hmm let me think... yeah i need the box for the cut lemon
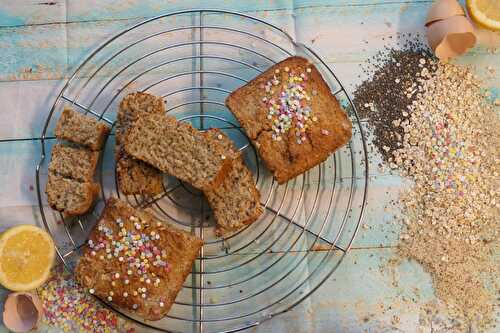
[0,225,55,291]
[466,0,500,31]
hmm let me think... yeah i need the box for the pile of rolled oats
[393,63,499,330]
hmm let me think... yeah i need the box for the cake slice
[124,114,232,191]
[75,198,203,321]
[48,144,99,182]
[203,130,263,234]
[116,92,166,144]
[116,92,165,196]
[225,56,352,183]
[55,107,110,151]
[45,173,100,216]
[116,149,164,196]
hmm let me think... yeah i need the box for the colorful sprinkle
[84,214,172,313]
[261,68,315,144]
[39,267,135,333]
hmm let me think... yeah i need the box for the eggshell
[425,0,465,26]
[2,292,43,333]
[473,27,500,48]
[427,15,477,60]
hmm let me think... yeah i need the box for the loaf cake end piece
[226,56,352,183]
[75,198,203,320]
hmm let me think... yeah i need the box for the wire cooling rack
[35,9,369,333]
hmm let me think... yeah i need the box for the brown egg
[427,15,477,60]
[2,292,43,333]
[426,0,465,26]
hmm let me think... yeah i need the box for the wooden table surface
[0,1,498,332]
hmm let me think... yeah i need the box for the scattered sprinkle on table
[38,266,136,333]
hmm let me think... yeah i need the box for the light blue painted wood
[0,0,438,28]
[0,1,496,86]
[0,8,24,26]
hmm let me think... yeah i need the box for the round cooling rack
[36,9,369,333]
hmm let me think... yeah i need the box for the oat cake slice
[116,92,165,196]
[203,130,263,235]
[55,107,110,151]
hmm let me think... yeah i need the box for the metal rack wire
[35,9,369,333]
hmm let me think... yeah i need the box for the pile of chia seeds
[353,44,437,163]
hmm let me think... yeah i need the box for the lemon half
[467,0,500,31]
[0,225,55,291]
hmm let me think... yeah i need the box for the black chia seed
[353,42,437,163]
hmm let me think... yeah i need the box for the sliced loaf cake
[124,114,232,191]
[116,150,164,196]
[47,107,107,215]
[225,56,352,183]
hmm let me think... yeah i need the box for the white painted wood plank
[0,80,64,139]
[0,140,40,207]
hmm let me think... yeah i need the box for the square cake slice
[225,56,352,183]
[75,198,203,321]
[124,113,233,191]
[55,107,111,151]
[116,92,165,196]
[203,130,263,234]
[48,144,99,182]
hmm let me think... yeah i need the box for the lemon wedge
[466,0,500,31]
[0,225,55,291]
